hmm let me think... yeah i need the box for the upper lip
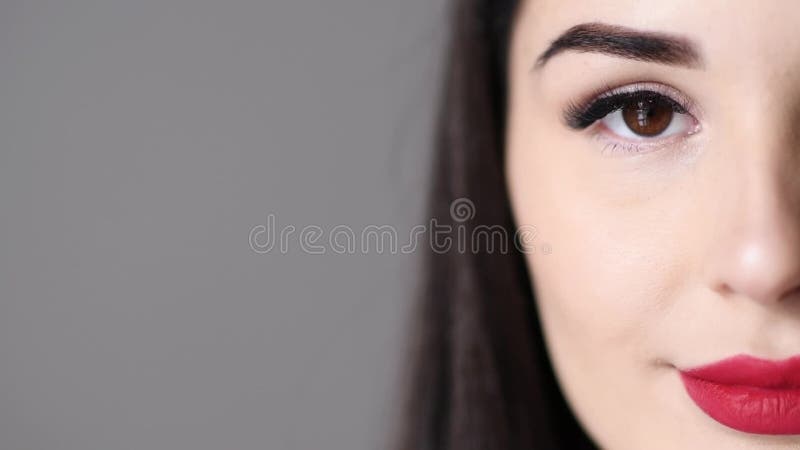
[680,354,800,389]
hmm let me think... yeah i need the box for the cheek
[504,106,701,358]
[506,128,681,356]
[505,118,699,443]
[515,179,669,360]
[526,212,678,358]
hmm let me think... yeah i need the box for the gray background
[0,1,446,449]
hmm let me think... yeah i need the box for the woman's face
[506,1,800,448]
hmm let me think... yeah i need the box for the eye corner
[563,101,594,130]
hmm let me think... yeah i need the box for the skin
[505,1,800,448]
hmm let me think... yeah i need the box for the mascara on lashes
[564,90,688,130]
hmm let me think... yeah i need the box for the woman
[398,1,800,449]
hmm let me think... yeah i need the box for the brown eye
[622,99,674,136]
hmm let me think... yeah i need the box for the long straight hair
[397,1,597,448]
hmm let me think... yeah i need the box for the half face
[505,1,800,448]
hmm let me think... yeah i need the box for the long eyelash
[564,87,689,130]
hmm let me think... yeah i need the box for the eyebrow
[534,22,703,70]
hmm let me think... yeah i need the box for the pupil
[622,99,673,136]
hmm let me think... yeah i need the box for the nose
[707,148,800,306]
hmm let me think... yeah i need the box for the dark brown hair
[397,1,597,448]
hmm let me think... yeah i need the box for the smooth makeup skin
[505,1,800,449]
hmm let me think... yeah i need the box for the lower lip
[679,355,800,435]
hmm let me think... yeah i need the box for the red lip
[679,354,800,435]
